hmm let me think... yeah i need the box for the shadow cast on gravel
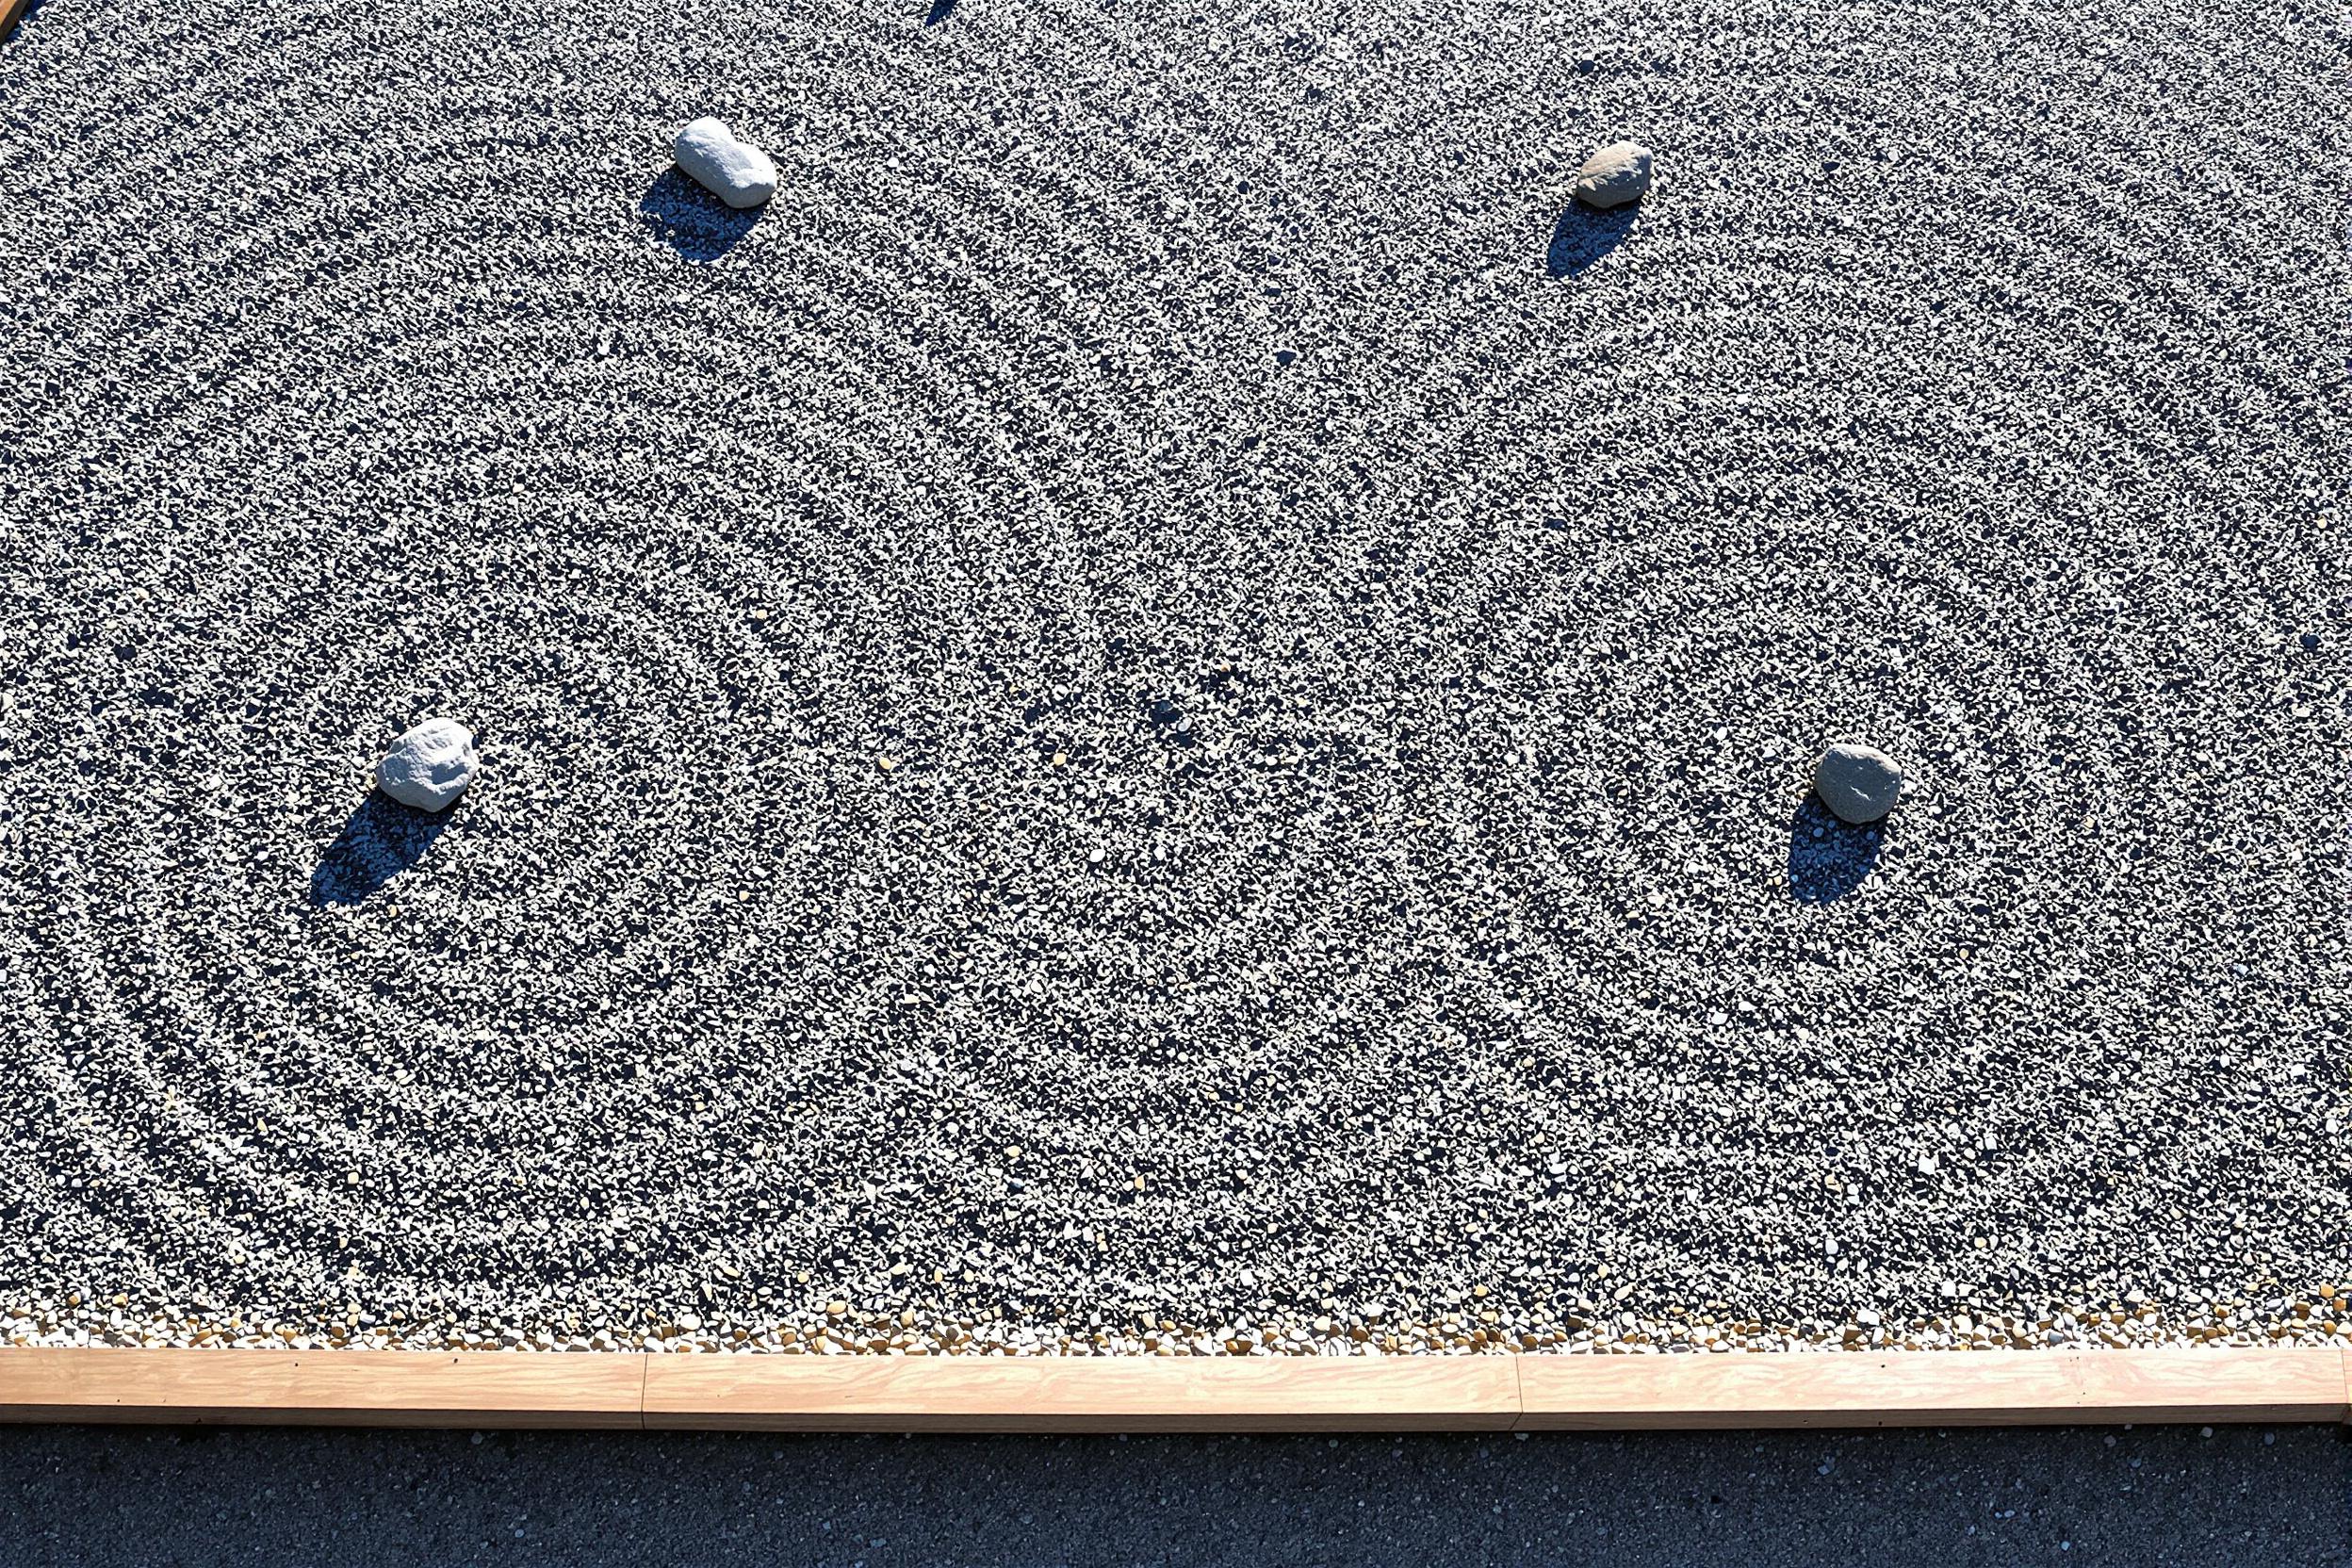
[1786,794,1885,904]
[637,169,761,262]
[1545,203,1639,278]
[310,794,451,906]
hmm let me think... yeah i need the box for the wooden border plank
[0,1349,646,1429]
[0,1348,2344,1431]
[644,1353,1523,1432]
[0,0,34,45]
[1516,1351,2084,1429]
[2069,1349,2348,1425]
[1515,1350,2351,1429]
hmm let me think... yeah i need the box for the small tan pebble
[877,757,895,772]
[1573,139,1654,209]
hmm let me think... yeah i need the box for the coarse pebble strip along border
[4,1279,2352,1353]
[10,1282,2352,1357]
[0,1348,2344,1430]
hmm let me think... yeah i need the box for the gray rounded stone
[1573,140,1653,209]
[673,117,778,210]
[1812,742,1903,824]
[376,717,478,812]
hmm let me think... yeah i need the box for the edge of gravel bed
[1,1348,2345,1431]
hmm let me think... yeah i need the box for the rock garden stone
[674,117,778,209]
[377,717,479,811]
[1812,742,1903,824]
[1574,140,1654,208]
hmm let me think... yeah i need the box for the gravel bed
[0,0,2344,1358]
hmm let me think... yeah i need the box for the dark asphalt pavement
[4,1421,2346,1566]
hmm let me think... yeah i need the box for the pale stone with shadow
[1574,140,1654,209]
[377,717,478,812]
[673,117,777,210]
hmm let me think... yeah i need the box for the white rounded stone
[1573,140,1654,209]
[673,117,778,210]
[1812,742,1903,825]
[376,717,478,812]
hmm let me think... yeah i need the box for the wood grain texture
[644,1353,1525,1431]
[1515,1350,2352,1429]
[0,1349,647,1428]
[0,1348,2344,1430]
[2069,1349,2349,1425]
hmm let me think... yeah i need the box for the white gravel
[0,0,2345,1359]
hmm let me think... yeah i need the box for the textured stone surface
[673,117,777,209]
[1812,742,1903,824]
[376,717,479,811]
[2,1421,2342,1568]
[1573,139,1653,208]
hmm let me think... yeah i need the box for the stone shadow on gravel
[1786,795,1884,904]
[637,170,760,262]
[309,794,451,906]
[1546,203,1639,278]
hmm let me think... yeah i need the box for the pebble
[673,117,778,209]
[376,717,479,812]
[1811,742,1903,825]
[1572,140,1653,209]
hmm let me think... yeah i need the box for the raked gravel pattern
[0,0,2346,1359]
